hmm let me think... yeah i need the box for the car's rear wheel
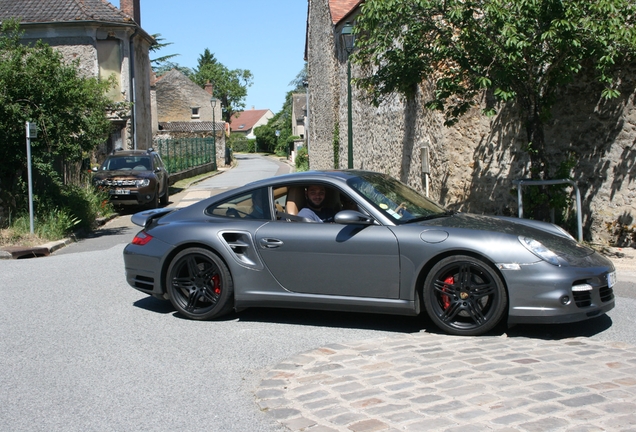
[166,248,234,320]
[423,255,507,336]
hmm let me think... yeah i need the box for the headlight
[136,179,150,187]
[519,236,560,266]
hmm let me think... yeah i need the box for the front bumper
[108,187,156,206]
[504,257,615,324]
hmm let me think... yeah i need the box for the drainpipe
[129,28,138,149]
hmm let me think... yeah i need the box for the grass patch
[0,184,114,248]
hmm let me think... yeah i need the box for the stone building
[306,0,636,246]
[292,93,308,139]
[0,0,155,154]
[153,69,226,167]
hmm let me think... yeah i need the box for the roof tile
[230,109,272,133]
[0,0,131,24]
[329,0,362,24]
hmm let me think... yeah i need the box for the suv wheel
[160,182,170,206]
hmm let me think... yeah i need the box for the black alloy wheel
[166,248,234,320]
[423,255,507,336]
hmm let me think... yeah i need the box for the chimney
[205,81,213,95]
[120,0,141,25]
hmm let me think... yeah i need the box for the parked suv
[93,148,169,208]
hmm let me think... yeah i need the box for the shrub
[295,146,309,172]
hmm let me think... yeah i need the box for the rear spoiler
[131,208,175,228]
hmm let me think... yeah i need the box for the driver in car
[298,185,335,222]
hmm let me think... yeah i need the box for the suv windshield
[101,156,152,171]
[348,172,448,224]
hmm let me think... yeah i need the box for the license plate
[607,271,617,288]
[111,189,130,195]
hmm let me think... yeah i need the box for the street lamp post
[275,129,282,158]
[341,22,355,169]
[210,97,217,167]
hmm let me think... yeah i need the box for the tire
[160,183,170,206]
[146,189,158,210]
[423,255,507,336]
[166,248,234,320]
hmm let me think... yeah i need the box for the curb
[0,214,117,260]
[0,238,73,259]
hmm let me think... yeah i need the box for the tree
[149,33,179,67]
[263,64,308,155]
[354,0,636,181]
[288,63,308,90]
[0,20,115,218]
[253,124,277,153]
[153,61,193,77]
[192,48,253,123]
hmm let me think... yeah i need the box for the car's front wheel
[423,255,507,336]
[160,182,169,206]
[166,248,234,320]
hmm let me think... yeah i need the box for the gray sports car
[123,170,616,336]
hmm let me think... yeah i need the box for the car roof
[107,150,154,157]
[245,169,377,188]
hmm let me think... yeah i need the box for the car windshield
[347,172,449,224]
[102,156,151,171]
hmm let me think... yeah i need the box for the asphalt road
[1,154,634,431]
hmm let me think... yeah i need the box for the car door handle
[259,238,284,249]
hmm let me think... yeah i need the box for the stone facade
[155,69,223,124]
[2,0,156,154]
[306,0,636,246]
[153,69,227,168]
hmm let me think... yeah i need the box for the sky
[114,0,308,113]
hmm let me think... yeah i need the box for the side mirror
[334,210,374,225]
[92,167,98,172]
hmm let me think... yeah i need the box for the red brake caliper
[211,274,221,295]
[442,276,454,309]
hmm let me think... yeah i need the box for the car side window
[274,184,351,223]
[206,187,272,220]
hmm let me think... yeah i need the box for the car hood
[93,170,154,179]
[423,213,595,260]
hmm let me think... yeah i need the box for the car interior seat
[285,186,305,215]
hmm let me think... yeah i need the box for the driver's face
[306,185,326,207]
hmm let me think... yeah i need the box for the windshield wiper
[404,210,456,224]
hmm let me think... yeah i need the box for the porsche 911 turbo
[123,170,616,336]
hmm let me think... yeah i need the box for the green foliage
[295,146,309,172]
[288,63,308,89]
[265,91,295,151]
[149,33,179,67]
[1,183,112,244]
[192,48,253,123]
[154,61,193,77]
[227,133,252,153]
[262,66,309,157]
[0,19,115,222]
[354,0,636,180]
[253,124,277,153]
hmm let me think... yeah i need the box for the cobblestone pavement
[256,333,636,431]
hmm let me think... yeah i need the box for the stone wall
[306,0,636,246]
[306,0,340,169]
